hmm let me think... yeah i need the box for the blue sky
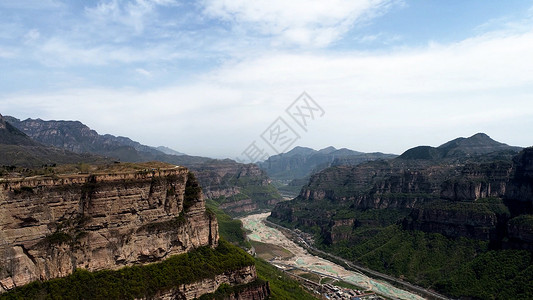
[1,0,532,159]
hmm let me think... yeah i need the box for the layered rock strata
[0,167,218,293]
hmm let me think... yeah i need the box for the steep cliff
[268,137,532,299]
[144,265,265,300]
[191,159,281,215]
[0,166,219,293]
[506,147,533,213]
[270,137,527,244]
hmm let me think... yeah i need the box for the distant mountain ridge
[0,114,37,146]
[258,145,396,182]
[5,116,187,162]
[155,146,185,156]
[399,133,522,160]
[4,115,282,214]
[0,114,105,167]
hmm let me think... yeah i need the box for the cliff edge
[0,166,219,292]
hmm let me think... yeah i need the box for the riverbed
[240,213,424,300]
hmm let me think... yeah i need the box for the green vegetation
[43,231,73,245]
[137,212,187,233]
[509,214,533,227]
[184,172,201,210]
[1,161,178,179]
[207,199,316,299]
[436,250,533,299]
[254,258,317,300]
[417,199,510,218]
[206,199,250,248]
[212,174,282,215]
[293,271,321,283]
[39,216,92,248]
[198,279,268,300]
[251,240,294,261]
[320,277,334,285]
[319,224,533,299]
[322,225,488,286]
[333,280,360,290]
[0,240,254,300]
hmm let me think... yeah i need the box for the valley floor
[240,213,427,300]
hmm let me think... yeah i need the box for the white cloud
[135,68,152,77]
[202,0,401,47]
[3,23,533,156]
[24,29,40,44]
[0,47,15,58]
[85,0,179,33]
[208,28,533,97]
[32,37,184,66]
[2,2,533,157]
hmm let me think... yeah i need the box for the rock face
[507,215,533,251]
[191,160,282,215]
[271,143,531,246]
[0,167,219,293]
[506,148,533,213]
[147,265,267,300]
[404,200,509,240]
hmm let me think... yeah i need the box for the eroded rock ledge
[0,167,219,293]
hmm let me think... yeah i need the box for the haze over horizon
[1,1,532,159]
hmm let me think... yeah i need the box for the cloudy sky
[1,0,532,159]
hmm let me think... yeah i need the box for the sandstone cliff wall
[193,161,281,214]
[272,149,533,244]
[0,167,219,292]
[146,265,269,300]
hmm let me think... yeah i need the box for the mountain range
[4,116,187,162]
[399,132,522,160]
[0,114,105,167]
[269,133,531,299]
[258,145,397,182]
[2,114,281,215]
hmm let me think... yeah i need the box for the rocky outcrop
[404,200,510,240]
[0,167,218,293]
[192,160,281,214]
[271,145,533,245]
[440,162,513,201]
[298,161,450,210]
[506,147,533,214]
[506,215,533,251]
[147,266,265,300]
[225,281,270,300]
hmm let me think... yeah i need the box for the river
[241,213,425,300]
